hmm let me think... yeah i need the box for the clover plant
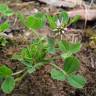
[50,40,86,89]
[12,38,48,73]
[47,11,80,30]
[47,11,80,39]
[0,11,86,94]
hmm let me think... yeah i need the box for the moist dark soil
[0,0,96,96]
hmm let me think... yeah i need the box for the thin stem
[15,71,28,82]
[12,69,26,76]
[50,63,68,76]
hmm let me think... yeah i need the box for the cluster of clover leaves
[0,4,86,94]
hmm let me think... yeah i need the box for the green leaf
[64,56,80,74]
[69,15,80,25]
[59,40,81,57]
[47,15,57,29]
[26,12,46,29]
[0,37,8,46]
[67,75,86,89]
[0,65,13,77]
[59,11,69,24]
[51,68,66,81]
[0,4,13,16]
[59,40,72,59]
[1,76,15,94]
[47,37,55,54]
[70,42,81,54]
[0,21,10,32]
[59,40,70,52]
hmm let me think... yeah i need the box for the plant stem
[15,71,28,82]
[50,63,68,76]
[12,69,26,76]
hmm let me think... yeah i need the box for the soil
[0,0,96,96]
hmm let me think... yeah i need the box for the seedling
[12,38,48,73]
[50,41,86,88]
[46,12,86,89]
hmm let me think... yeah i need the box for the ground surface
[0,0,96,96]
